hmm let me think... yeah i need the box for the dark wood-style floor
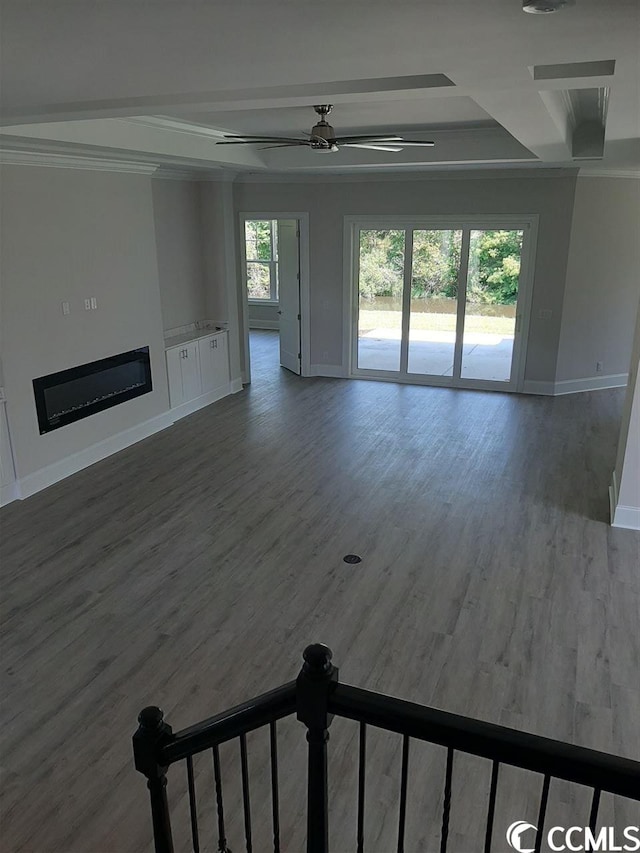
[1,330,639,852]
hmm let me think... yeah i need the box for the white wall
[556,176,640,384]
[199,182,229,323]
[200,181,244,383]
[611,307,640,528]
[234,172,577,379]
[152,179,207,331]
[0,165,169,481]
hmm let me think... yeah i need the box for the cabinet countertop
[164,328,227,350]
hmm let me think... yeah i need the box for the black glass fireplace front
[33,347,152,434]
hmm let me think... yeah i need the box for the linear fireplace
[33,347,152,434]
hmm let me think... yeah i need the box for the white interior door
[277,219,301,374]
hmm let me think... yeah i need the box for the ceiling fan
[215,105,435,153]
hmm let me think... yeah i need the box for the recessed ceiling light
[523,0,575,13]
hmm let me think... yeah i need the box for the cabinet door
[199,334,229,394]
[166,347,184,408]
[212,333,230,389]
[181,342,202,401]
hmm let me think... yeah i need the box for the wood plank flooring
[1,330,639,852]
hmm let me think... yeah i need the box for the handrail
[135,644,640,853]
[329,682,640,799]
[161,681,297,765]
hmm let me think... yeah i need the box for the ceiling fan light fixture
[523,0,575,12]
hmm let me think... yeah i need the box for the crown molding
[577,168,640,179]
[0,148,158,175]
[235,166,578,184]
[152,166,207,181]
[152,166,241,182]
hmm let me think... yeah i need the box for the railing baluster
[483,761,500,853]
[211,745,230,853]
[586,788,601,853]
[439,747,454,853]
[397,735,410,853]
[270,721,281,853]
[534,775,551,853]
[357,722,367,853]
[588,787,601,829]
[186,755,200,853]
[240,733,253,852]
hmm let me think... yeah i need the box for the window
[245,220,279,301]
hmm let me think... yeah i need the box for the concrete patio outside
[357,327,515,380]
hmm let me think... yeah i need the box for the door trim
[344,214,539,393]
[238,212,310,383]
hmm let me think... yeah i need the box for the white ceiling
[0,0,638,175]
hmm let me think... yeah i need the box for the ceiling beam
[467,89,573,163]
[0,74,457,127]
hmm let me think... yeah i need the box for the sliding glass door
[407,229,462,377]
[357,229,405,372]
[352,219,533,392]
[460,229,523,382]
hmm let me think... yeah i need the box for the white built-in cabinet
[165,330,230,411]
[198,333,229,394]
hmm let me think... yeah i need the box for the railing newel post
[296,643,339,853]
[133,706,175,853]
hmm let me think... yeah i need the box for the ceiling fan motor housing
[310,123,339,151]
[310,104,338,149]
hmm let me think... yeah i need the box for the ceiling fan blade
[345,143,404,153]
[216,140,273,145]
[334,135,404,143]
[218,135,306,143]
[394,140,435,147]
[260,142,310,149]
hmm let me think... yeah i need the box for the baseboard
[230,378,244,393]
[1,480,20,506]
[17,410,174,500]
[611,503,640,530]
[522,380,555,396]
[610,470,640,530]
[249,320,279,331]
[553,373,628,395]
[307,364,346,378]
[523,374,628,397]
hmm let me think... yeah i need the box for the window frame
[245,220,279,303]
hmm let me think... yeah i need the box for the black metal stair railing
[133,644,640,853]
